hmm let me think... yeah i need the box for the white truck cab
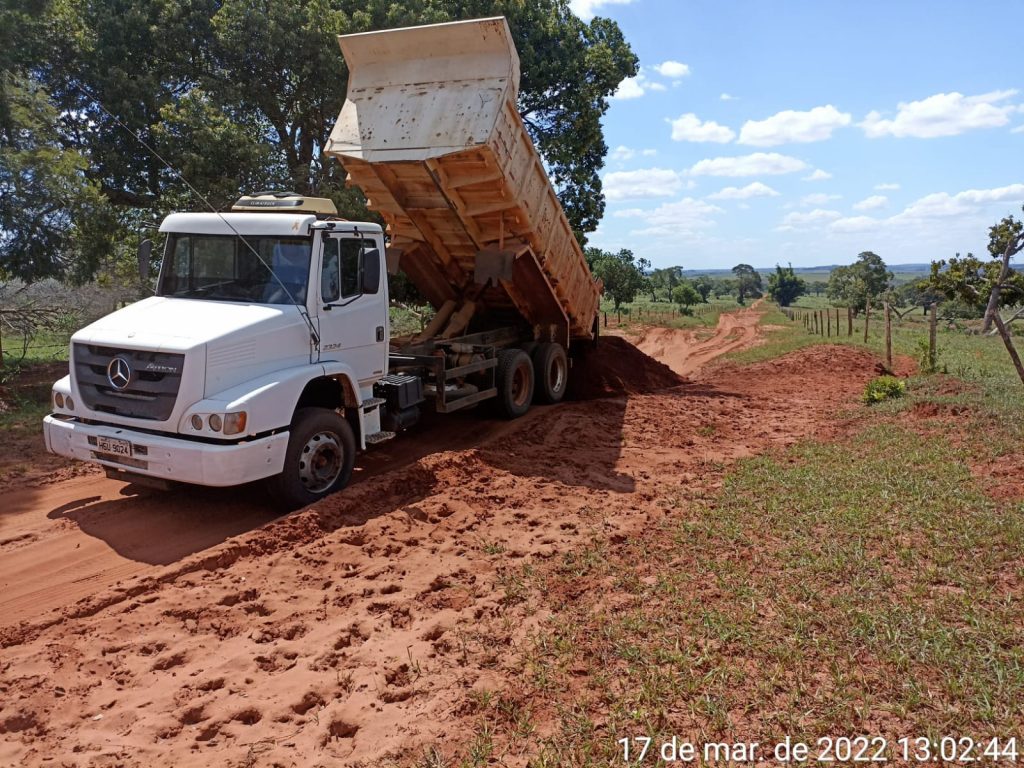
[44,192,396,508]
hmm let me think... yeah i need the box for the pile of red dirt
[569,336,686,399]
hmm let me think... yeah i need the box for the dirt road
[629,301,764,376]
[0,307,885,766]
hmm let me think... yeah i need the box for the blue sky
[571,0,1024,270]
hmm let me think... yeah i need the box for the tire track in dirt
[628,300,765,377]
[3,305,889,768]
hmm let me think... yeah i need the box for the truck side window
[324,237,378,301]
[339,239,361,297]
[321,239,341,303]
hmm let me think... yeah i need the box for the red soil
[0,309,889,767]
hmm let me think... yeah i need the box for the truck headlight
[208,413,223,432]
[191,414,204,430]
[223,411,247,435]
[65,397,75,411]
[54,392,64,409]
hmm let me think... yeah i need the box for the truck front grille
[74,344,184,421]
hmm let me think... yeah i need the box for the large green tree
[3,0,636,283]
[826,251,892,314]
[589,247,649,311]
[766,263,806,307]
[731,263,762,304]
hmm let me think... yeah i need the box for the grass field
[440,301,1024,766]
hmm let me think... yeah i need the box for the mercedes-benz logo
[106,356,132,390]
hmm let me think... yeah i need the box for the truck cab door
[315,233,389,382]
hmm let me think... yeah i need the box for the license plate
[97,436,132,457]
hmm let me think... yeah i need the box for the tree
[590,248,649,310]
[732,264,762,304]
[826,251,892,313]
[766,263,806,307]
[648,266,683,301]
[6,0,637,283]
[928,208,1024,330]
[691,275,713,302]
[671,282,701,313]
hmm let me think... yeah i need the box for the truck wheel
[495,349,534,419]
[532,342,568,404]
[267,407,356,510]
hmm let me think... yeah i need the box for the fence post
[863,303,870,343]
[836,308,841,335]
[814,312,819,334]
[884,302,893,370]
[847,307,853,336]
[826,309,831,337]
[603,311,607,328]
[929,303,938,371]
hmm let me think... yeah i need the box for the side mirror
[138,239,153,281]
[361,248,380,294]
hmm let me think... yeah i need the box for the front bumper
[43,415,288,487]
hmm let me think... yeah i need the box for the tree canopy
[826,251,892,313]
[766,263,806,307]
[587,247,649,310]
[731,264,762,304]
[928,208,1024,330]
[1,0,637,283]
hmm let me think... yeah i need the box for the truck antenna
[74,85,321,351]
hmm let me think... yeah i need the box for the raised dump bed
[325,16,601,345]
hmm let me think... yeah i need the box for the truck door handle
[376,326,385,342]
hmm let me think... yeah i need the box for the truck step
[361,397,387,410]
[364,430,396,445]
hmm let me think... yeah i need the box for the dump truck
[43,17,602,509]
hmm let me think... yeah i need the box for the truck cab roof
[159,212,382,237]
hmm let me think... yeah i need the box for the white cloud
[608,145,657,163]
[875,182,900,190]
[654,60,690,79]
[669,113,736,143]
[1013,124,1024,134]
[801,192,841,206]
[827,183,1024,235]
[611,68,670,100]
[830,216,880,234]
[861,89,1020,138]
[610,145,635,162]
[690,152,808,177]
[853,195,888,211]
[616,197,723,237]
[612,76,646,100]
[569,0,635,20]
[708,182,780,200]
[603,168,687,200]
[720,93,737,101]
[776,209,842,232]
[803,169,832,181]
[738,105,852,146]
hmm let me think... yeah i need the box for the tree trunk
[992,312,1024,386]
[982,237,1017,333]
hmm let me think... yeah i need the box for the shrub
[863,375,906,404]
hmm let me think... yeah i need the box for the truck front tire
[496,349,534,419]
[267,407,356,510]
[532,342,568,404]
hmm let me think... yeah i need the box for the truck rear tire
[496,349,534,419]
[266,407,356,510]
[532,342,568,403]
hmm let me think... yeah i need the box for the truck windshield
[159,234,313,305]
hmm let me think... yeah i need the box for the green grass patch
[514,424,1024,763]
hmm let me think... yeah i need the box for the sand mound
[569,336,686,399]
